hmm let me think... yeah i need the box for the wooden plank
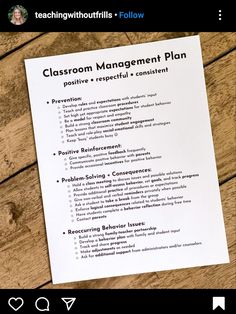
[0,32,130,128]
[0,113,36,180]
[126,32,198,45]
[1,165,233,288]
[0,165,50,288]
[1,49,235,183]
[206,51,236,182]
[199,32,236,64]
[126,32,236,64]
[0,32,130,182]
[0,32,43,57]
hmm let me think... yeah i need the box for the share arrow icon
[61,298,76,311]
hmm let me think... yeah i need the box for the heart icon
[8,297,24,311]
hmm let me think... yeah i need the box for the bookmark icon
[61,298,76,311]
[212,297,225,310]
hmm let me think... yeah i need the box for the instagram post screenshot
[0,0,235,312]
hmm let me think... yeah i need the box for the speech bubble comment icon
[35,297,50,311]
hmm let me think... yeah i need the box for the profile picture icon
[8,5,28,25]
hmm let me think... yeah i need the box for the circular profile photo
[8,5,28,25]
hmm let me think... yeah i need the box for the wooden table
[0,32,235,289]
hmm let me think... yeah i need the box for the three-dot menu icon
[218,9,222,21]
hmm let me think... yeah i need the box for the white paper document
[25,35,229,284]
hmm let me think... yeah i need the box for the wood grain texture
[1,45,235,183]
[0,112,36,181]
[0,165,50,288]
[199,32,236,64]
[126,32,198,43]
[0,32,130,128]
[0,32,130,182]
[1,165,234,288]
[0,32,235,289]
[126,32,236,65]
[206,51,236,182]
[0,32,43,57]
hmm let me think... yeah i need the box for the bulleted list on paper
[25,36,229,284]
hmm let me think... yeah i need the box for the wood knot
[0,202,18,231]
[3,154,15,170]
